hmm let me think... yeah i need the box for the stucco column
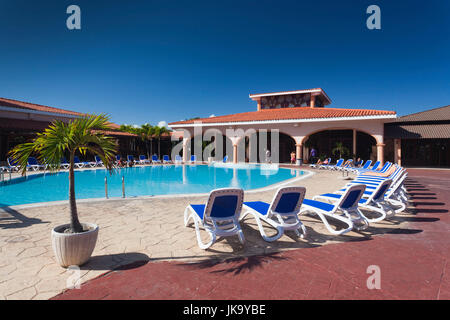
[394,139,402,165]
[376,143,385,165]
[233,144,238,163]
[296,143,303,165]
[352,129,357,158]
[182,138,189,163]
[310,95,315,108]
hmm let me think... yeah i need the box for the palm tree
[140,124,155,159]
[331,142,350,159]
[153,126,170,158]
[9,114,117,233]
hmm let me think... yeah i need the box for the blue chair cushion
[210,195,238,218]
[341,189,363,209]
[320,193,341,200]
[244,201,270,215]
[302,199,334,212]
[275,192,301,213]
[190,204,206,219]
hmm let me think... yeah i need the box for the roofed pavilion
[169,88,397,164]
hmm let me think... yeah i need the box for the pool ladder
[104,175,126,199]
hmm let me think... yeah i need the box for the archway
[304,129,377,162]
[188,133,233,161]
[243,131,296,163]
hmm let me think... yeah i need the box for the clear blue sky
[0,0,449,126]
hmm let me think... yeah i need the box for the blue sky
[0,0,449,126]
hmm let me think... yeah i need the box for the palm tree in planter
[331,142,350,159]
[9,114,117,267]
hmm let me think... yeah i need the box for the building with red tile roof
[0,97,136,161]
[169,88,397,164]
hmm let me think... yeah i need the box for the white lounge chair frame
[240,186,307,242]
[315,179,393,223]
[299,184,369,235]
[184,188,245,249]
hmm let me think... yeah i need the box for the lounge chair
[174,155,182,164]
[299,184,369,235]
[94,156,104,167]
[358,160,381,174]
[223,155,229,163]
[7,157,20,171]
[139,155,151,164]
[60,157,70,169]
[190,155,197,164]
[27,157,46,171]
[184,188,245,249]
[350,160,372,174]
[318,158,332,169]
[309,159,321,168]
[73,156,91,168]
[339,159,353,172]
[151,155,161,164]
[163,155,172,164]
[115,155,121,165]
[314,179,394,223]
[240,186,307,242]
[127,155,137,165]
[327,158,344,171]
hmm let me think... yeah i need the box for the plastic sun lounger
[151,155,161,164]
[27,157,46,171]
[7,157,20,171]
[163,155,172,163]
[314,179,394,223]
[240,186,307,242]
[94,155,104,167]
[339,159,354,171]
[223,155,229,163]
[299,184,369,235]
[127,155,137,165]
[73,156,91,168]
[60,157,70,169]
[190,155,197,164]
[139,155,151,164]
[344,171,409,213]
[184,188,245,249]
[357,160,381,174]
[350,160,372,174]
[174,155,182,164]
[327,158,344,171]
[318,158,332,169]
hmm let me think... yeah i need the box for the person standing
[265,149,271,163]
[310,148,317,164]
[290,151,296,164]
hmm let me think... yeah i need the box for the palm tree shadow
[176,252,289,275]
[0,206,48,229]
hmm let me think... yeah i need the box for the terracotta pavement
[53,169,450,300]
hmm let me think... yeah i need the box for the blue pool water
[0,165,303,207]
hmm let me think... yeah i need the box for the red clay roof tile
[169,107,396,126]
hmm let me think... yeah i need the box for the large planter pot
[51,223,99,267]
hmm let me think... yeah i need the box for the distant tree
[332,142,350,159]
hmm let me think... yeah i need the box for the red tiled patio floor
[53,169,450,300]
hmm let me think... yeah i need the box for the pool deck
[1,166,448,299]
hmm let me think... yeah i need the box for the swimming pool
[0,164,304,207]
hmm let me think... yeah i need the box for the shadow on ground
[0,206,48,229]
